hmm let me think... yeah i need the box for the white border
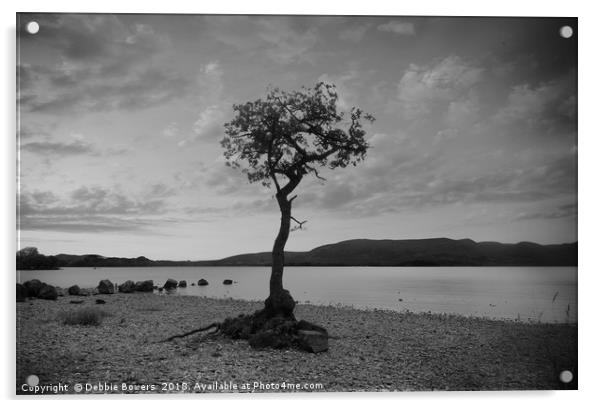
[2,1,600,407]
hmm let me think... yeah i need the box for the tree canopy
[222,82,374,196]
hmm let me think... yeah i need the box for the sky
[16,14,577,260]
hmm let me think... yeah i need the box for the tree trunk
[264,193,295,317]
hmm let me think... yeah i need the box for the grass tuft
[60,307,110,326]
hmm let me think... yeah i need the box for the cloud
[21,14,169,65]
[17,14,192,114]
[193,106,224,138]
[21,66,192,114]
[177,105,226,147]
[162,122,180,138]
[339,24,371,42]
[18,123,53,140]
[493,74,577,130]
[292,128,577,219]
[256,19,319,64]
[446,91,481,129]
[514,202,576,221]
[204,16,319,64]
[397,56,484,119]
[20,138,96,156]
[197,60,224,102]
[19,185,168,233]
[377,21,415,36]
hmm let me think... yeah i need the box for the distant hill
[16,238,577,270]
[210,238,577,267]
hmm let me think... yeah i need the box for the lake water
[17,266,577,323]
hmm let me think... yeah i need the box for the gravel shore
[16,292,577,393]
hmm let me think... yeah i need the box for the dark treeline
[16,247,60,270]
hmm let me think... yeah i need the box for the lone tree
[222,83,373,315]
[163,83,374,350]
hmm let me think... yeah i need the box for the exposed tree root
[160,308,331,352]
[160,322,221,342]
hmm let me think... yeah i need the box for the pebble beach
[16,292,577,393]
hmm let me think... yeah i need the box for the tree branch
[290,216,307,231]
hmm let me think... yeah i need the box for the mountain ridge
[16,238,577,269]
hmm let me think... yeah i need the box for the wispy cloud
[397,55,484,119]
[339,24,371,42]
[377,21,415,36]
[21,139,96,156]
[19,185,169,233]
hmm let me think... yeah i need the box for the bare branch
[305,164,326,181]
[290,216,307,231]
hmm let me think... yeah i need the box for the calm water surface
[17,266,577,323]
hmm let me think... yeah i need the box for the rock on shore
[135,280,154,292]
[163,279,178,290]
[118,281,136,293]
[97,280,115,294]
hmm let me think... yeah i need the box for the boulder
[223,279,233,285]
[68,285,81,296]
[191,283,195,286]
[297,330,328,353]
[55,287,66,297]
[134,280,154,292]
[178,280,187,288]
[97,279,115,294]
[118,280,136,293]
[17,283,27,302]
[163,279,178,289]
[296,320,328,335]
[24,279,43,297]
[37,283,58,300]
[198,279,209,286]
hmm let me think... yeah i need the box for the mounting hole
[26,21,39,35]
[559,370,573,383]
[559,25,573,39]
[26,374,39,386]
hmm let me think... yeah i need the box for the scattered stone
[191,283,195,286]
[198,279,209,286]
[118,280,136,293]
[223,279,233,285]
[135,280,154,292]
[95,299,106,304]
[297,330,329,353]
[37,284,58,301]
[23,279,43,297]
[68,285,81,296]
[97,279,115,294]
[16,283,27,302]
[158,287,164,292]
[178,280,187,288]
[70,300,84,304]
[163,279,178,290]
